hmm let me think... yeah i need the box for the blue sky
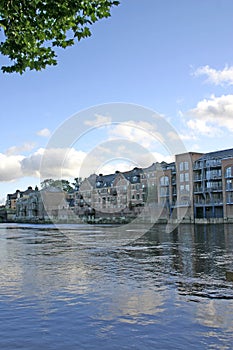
[1,0,233,202]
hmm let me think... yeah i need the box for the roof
[197,148,233,161]
[95,167,144,188]
[122,167,143,184]
[7,187,34,200]
[96,173,116,188]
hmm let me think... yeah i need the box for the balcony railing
[194,199,223,205]
[194,187,204,193]
[207,186,222,192]
[194,175,203,181]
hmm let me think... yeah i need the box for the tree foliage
[41,178,74,192]
[72,177,83,190]
[0,0,119,73]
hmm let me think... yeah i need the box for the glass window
[180,173,184,182]
[185,172,189,182]
[160,176,169,186]
[185,184,190,192]
[184,161,189,170]
[226,179,232,190]
[226,166,233,178]
[179,162,184,171]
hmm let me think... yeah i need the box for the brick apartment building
[7,147,233,223]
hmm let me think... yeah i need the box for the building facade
[6,147,233,223]
[193,149,233,222]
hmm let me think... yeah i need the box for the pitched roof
[96,173,116,188]
[197,148,233,161]
[122,167,143,184]
[7,187,34,200]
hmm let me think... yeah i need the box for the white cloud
[0,140,175,189]
[6,142,35,156]
[22,147,87,179]
[0,153,24,181]
[37,128,51,137]
[186,94,233,135]
[187,119,219,136]
[194,65,233,86]
[84,114,112,127]
[109,121,164,149]
[151,152,174,164]
[97,161,136,176]
[0,147,87,183]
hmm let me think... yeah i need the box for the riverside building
[8,147,233,224]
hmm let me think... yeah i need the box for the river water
[0,223,233,349]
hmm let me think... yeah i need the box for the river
[0,223,233,349]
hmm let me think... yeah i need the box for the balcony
[194,199,223,206]
[194,187,204,193]
[207,175,222,181]
[194,175,203,182]
[193,162,203,170]
[206,186,222,192]
[205,160,222,168]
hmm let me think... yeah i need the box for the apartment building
[76,148,233,223]
[6,147,233,223]
[6,186,34,210]
[175,152,203,222]
[193,148,233,222]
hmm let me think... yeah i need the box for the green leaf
[0,0,120,73]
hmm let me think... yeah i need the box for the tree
[40,178,55,189]
[41,178,74,192]
[72,177,82,190]
[0,0,119,74]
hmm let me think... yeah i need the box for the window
[185,184,190,192]
[180,185,184,193]
[179,162,184,171]
[180,173,184,182]
[160,176,169,186]
[184,161,189,170]
[185,172,189,182]
[227,192,233,203]
[226,179,233,191]
[226,166,233,178]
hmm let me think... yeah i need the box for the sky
[1,0,233,203]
